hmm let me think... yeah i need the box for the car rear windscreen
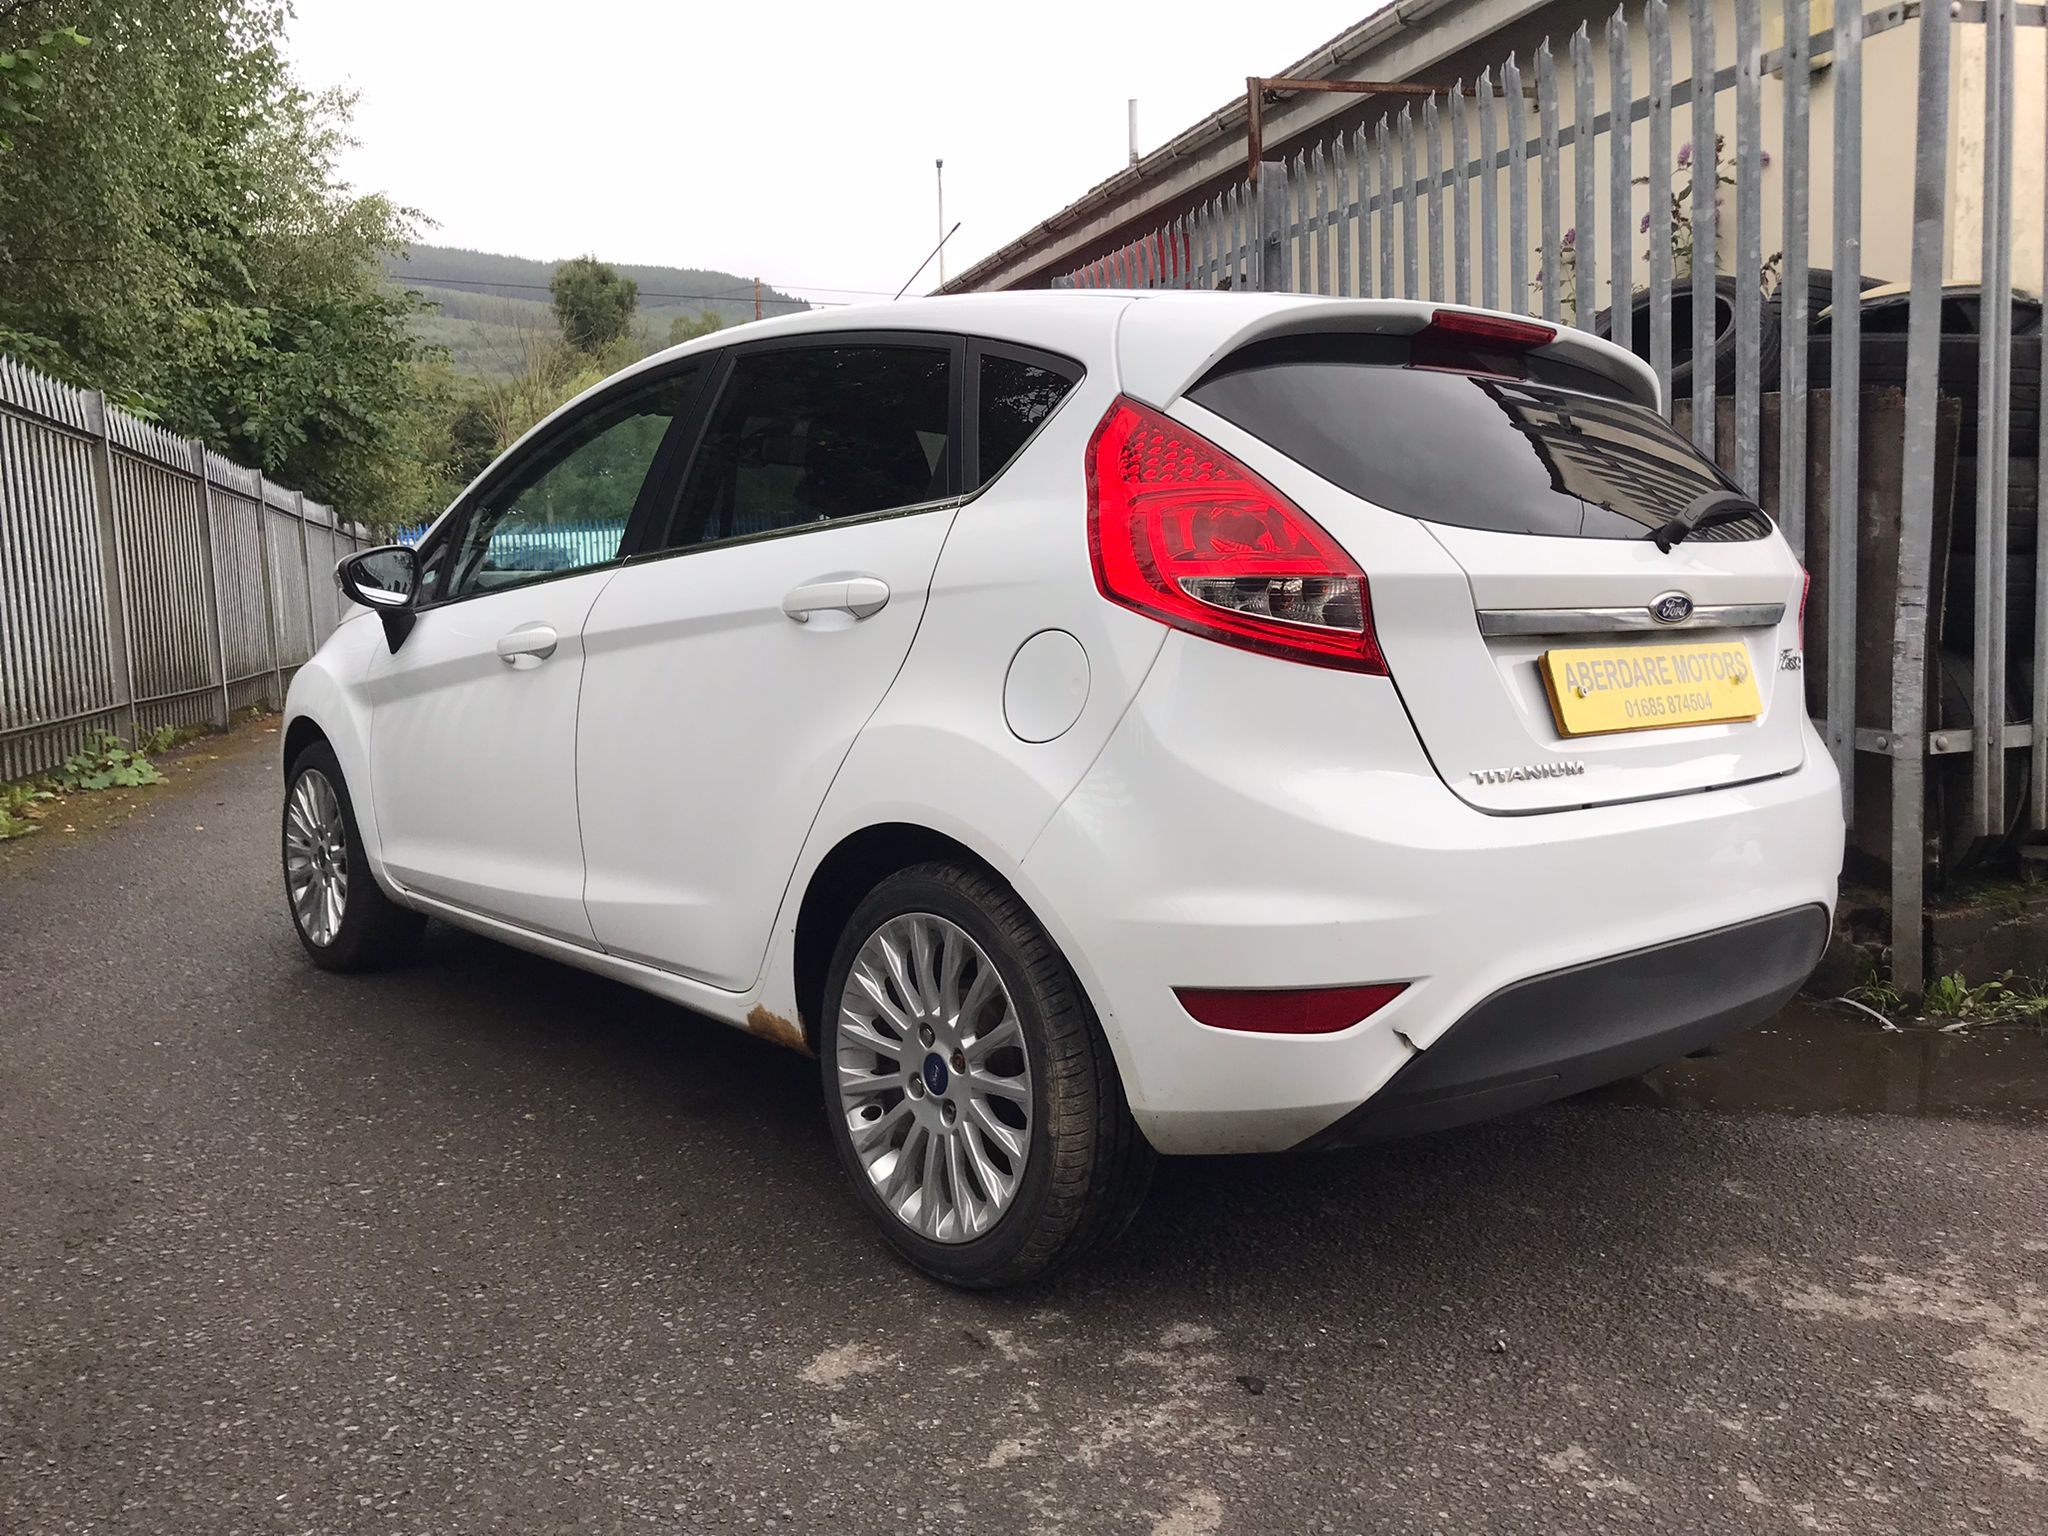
[1187,333,1769,542]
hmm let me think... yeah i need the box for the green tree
[550,255,637,354]
[0,4,88,156]
[0,0,434,532]
[667,309,724,347]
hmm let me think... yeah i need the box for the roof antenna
[895,221,962,301]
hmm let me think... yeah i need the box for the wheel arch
[792,822,1004,1053]
[282,713,329,770]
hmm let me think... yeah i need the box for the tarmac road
[2,719,2045,1534]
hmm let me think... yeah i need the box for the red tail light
[1798,565,1811,650]
[1085,396,1387,674]
[1175,982,1407,1035]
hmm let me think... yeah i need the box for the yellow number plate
[1540,640,1762,738]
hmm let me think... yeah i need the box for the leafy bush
[53,732,164,792]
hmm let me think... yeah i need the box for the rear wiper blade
[1647,490,1761,553]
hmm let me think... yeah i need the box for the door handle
[495,623,559,666]
[781,576,891,623]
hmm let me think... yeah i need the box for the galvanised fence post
[189,438,233,728]
[85,389,137,748]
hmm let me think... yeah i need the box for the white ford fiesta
[282,291,1844,1286]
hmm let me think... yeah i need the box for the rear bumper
[1301,904,1829,1147]
[1019,635,1845,1155]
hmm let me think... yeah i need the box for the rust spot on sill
[745,1004,811,1056]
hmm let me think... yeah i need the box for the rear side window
[976,351,1077,487]
[1188,333,1767,541]
[666,344,952,550]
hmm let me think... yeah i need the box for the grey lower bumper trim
[1303,904,1830,1149]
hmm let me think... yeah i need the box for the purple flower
[1639,211,1652,233]
[1563,227,1576,246]
[1759,148,1772,169]
[1677,141,1693,167]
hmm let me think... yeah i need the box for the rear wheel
[819,861,1153,1288]
[283,740,424,972]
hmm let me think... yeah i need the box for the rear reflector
[1175,982,1406,1035]
[1085,396,1387,674]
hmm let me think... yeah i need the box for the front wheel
[819,861,1153,1288]
[282,740,424,972]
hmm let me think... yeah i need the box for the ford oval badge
[1650,591,1694,624]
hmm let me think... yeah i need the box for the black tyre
[1597,275,1769,398]
[282,740,425,972]
[819,861,1153,1288]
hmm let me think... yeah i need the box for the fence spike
[1571,23,1598,332]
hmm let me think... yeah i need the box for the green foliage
[1920,972,2048,1022]
[54,731,164,791]
[0,1,432,534]
[0,17,89,154]
[550,255,637,355]
[667,309,724,347]
[1848,968,1904,1015]
[0,781,56,840]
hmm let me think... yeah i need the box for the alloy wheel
[284,768,348,947]
[834,912,1034,1243]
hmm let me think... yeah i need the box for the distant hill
[385,244,810,378]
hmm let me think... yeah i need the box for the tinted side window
[977,353,1076,487]
[447,373,692,599]
[667,345,951,550]
[1190,333,1766,542]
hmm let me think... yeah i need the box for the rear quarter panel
[754,353,1167,1065]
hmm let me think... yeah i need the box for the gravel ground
[2,719,2044,1535]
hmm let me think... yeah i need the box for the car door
[576,335,963,988]
[363,364,704,943]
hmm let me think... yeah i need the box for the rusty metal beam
[1245,76,1524,183]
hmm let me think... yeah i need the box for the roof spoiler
[1119,296,1663,415]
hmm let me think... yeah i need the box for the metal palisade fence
[0,356,371,782]
[1054,0,2041,994]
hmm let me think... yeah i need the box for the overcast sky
[286,0,1378,306]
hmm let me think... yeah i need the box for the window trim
[964,338,1085,491]
[418,358,716,610]
[631,330,969,564]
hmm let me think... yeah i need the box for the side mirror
[336,545,420,652]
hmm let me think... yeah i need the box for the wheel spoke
[919,1132,946,1236]
[956,963,998,1033]
[942,1130,979,1236]
[839,1013,905,1062]
[907,919,941,1018]
[849,962,916,1040]
[958,1117,1013,1210]
[849,1097,911,1155]
[962,1067,1029,1103]
[873,930,922,1023]
[965,1096,1026,1162]
[881,1123,924,1207]
[936,924,964,1027]
[964,1014,1020,1063]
